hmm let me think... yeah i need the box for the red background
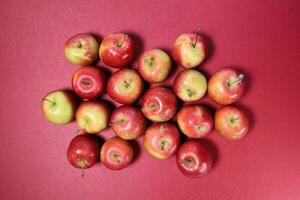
[1,0,299,199]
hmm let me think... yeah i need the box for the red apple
[111,105,146,140]
[177,105,213,138]
[173,69,207,101]
[215,106,249,140]
[144,123,180,159]
[100,136,134,170]
[76,101,110,134]
[208,68,245,105]
[41,90,77,124]
[172,32,207,69]
[72,66,106,100]
[137,49,171,83]
[141,86,178,122]
[64,33,99,66]
[67,134,99,177]
[107,69,143,104]
[176,140,213,178]
[99,33,134,68]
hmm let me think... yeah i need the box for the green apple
[41,90,77,124]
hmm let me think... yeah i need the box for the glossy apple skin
[137,49,171,83]
[107,69,143,104]
[176,140,213,178]
[111,105,146,140]
[67,134,99,170]
[144,123,180,159]
[177,105,213,138]
[99,33,134,68]
[72,66,106,100]
[215,106,249,140]
[76,101,110,134]
[64,33,99,66]
[100,137,134,170]
[173,69,207,101]
[172,33,207,69]
[141,87,178,122]
[41,90,77,124]
[208,68,245,105]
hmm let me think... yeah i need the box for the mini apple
[67,134,99,177]
[41,90,77,124]
[100,136,134,170]
[144,123,180,159]
[208,68,245,105]
[111,105,146,140]
[215,106,249,140]
[141,86,178,122]
[173,69,207,101]
[107,69,143,104]
[177,105,213,138]
[99,33,134,68]
[76,101,110,134]
[137,49,171,83]
[172,32,207,68]
[72,66,106,100]
[64,33,99,66]
[176,140,213,178]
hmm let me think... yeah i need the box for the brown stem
[187,89,193,97]
[42,98,55,105]
[192,29,201,47]
[124,80,130,88]
[79,158,86,178]
[236,74,244,84]
[161,141,166,151]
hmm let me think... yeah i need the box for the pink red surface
[0,0,299,199]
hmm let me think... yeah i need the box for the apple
[107,69,143,104]
[76,101,110,134]
[72,66,106,100]
[110,105,146,140]
[215,106,249,140]
[100,136,134,170]
[208,68,245,105]
[41,90,77,124]
[176,140,213,178]
[64,33,99,66]
[141,86,178,122]
[99,33,134,68]
[137,49,171,83]
[67,134,99,177]
[173,69,207,101]
[144,123,180,159]
[177,105,213,138]
[172,32,207,69]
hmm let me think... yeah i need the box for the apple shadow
[196,31,215,70]
[129,139,141,164]
[90,134,106,163]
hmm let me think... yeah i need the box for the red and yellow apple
[110,105,146,140]
[100,137,134,170]
[41,90,77,124]
[99,33,134,68]
[76,101,110,134]
[107,69,143,104]
[177,105,213,138]
[215,105,249,140]
[144,123,180,159]
[173,69,207,101]
[137,49,171,83]
[172,33,207,68]
[141,86,178,122]
[72,66,106,100]
[64,33,99,66]
[208,68,245,105]
[176,140,213,178]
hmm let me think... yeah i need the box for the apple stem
[112,153,120,163]
[42,98,55,106]
[192,29,201,47]
[236,74,244,84]
[187,89,193,97]
[161,141,166,151]
[77,42,82,48]
[79,158,86,178]
[124,80,130,88]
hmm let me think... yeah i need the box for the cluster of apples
[41,31,250,178]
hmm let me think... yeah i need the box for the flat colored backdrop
[0,0,299,199]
